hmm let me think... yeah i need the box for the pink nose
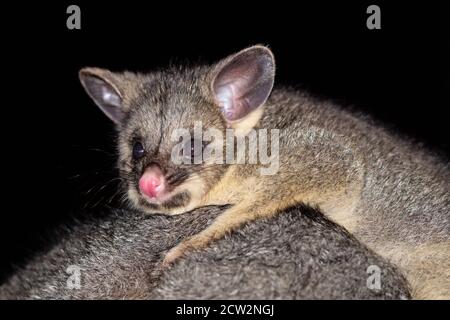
[139,166,165,199]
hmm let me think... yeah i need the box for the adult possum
[0,205,409,299]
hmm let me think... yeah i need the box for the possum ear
[79,68,125,124]
[211,45,275,128]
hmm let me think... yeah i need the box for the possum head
[79,45,275,214]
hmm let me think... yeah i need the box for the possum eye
[132,141,145,160]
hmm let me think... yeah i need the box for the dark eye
[132,141,145,160]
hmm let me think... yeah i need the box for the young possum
[79,45,449,299]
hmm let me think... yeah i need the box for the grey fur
[0,205,410,299]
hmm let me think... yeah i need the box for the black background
[0,1,447,281]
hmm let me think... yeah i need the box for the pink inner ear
[212,48,274,122]
[215,78,250,120]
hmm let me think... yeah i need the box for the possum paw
[162,234,213,267]
[162,243,189,267]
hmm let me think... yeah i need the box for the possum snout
[139,165,166,200]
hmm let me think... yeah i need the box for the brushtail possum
[79,45,449,299]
